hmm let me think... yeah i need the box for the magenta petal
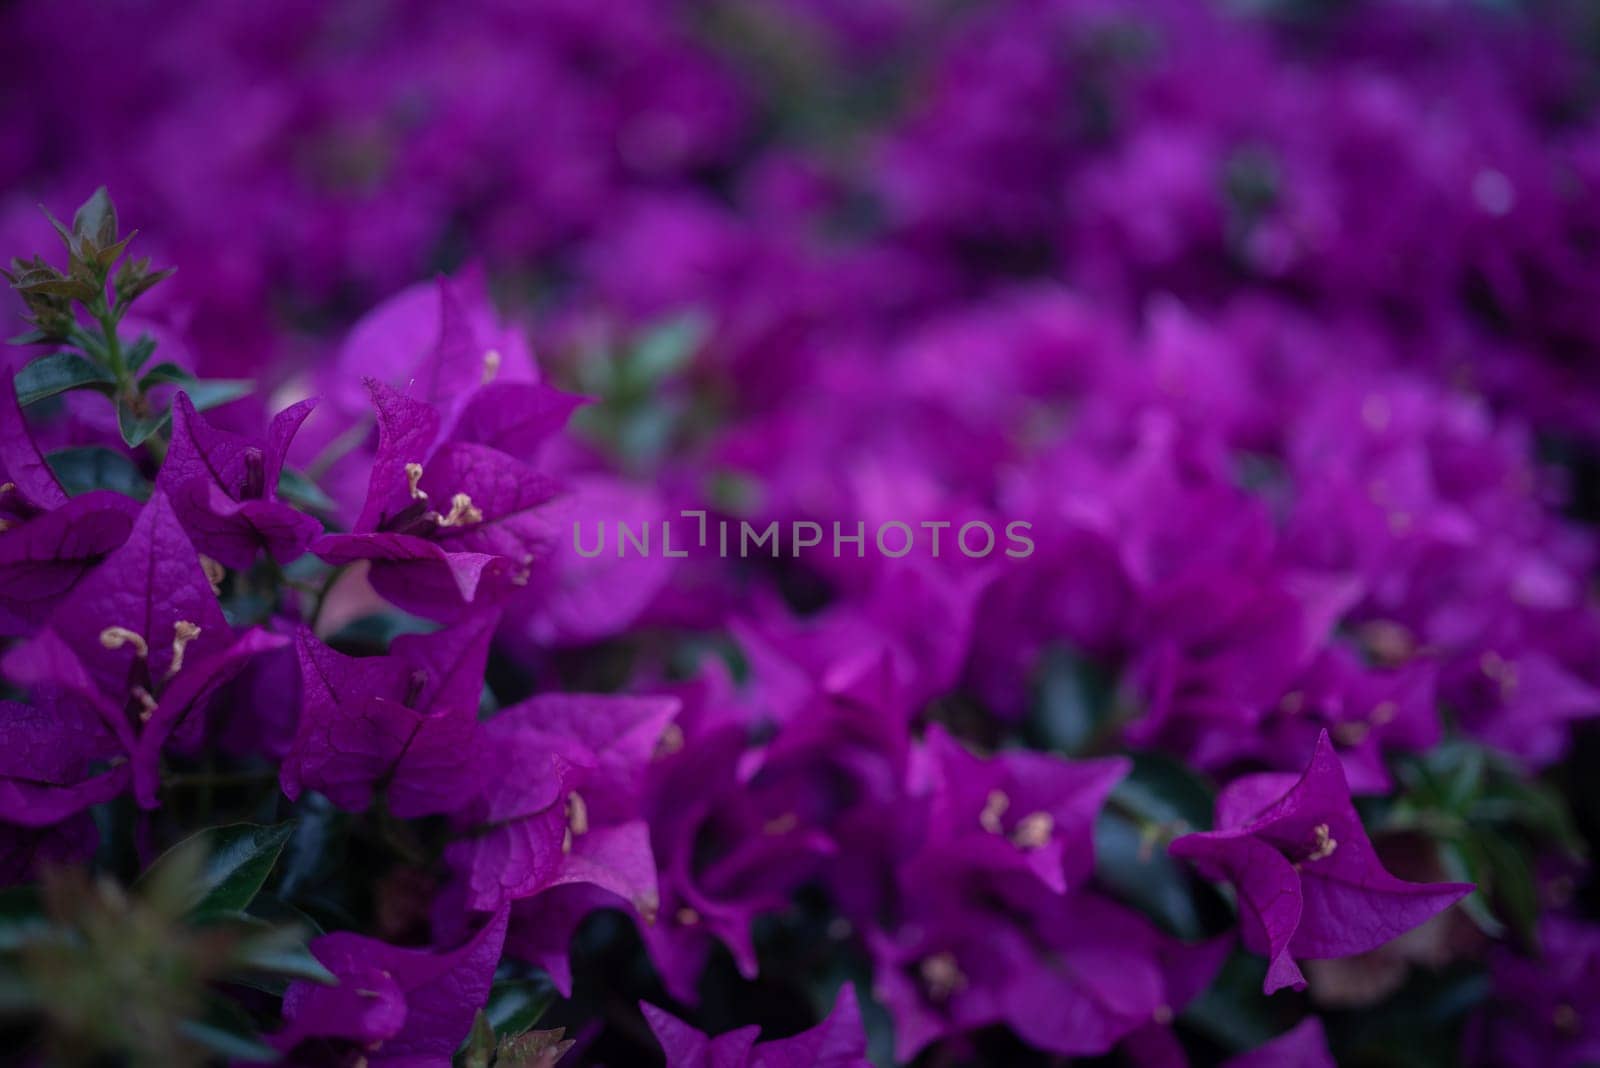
[1222,1017,1336,1068]
[752,984,871,1068]
[0,491,138,635]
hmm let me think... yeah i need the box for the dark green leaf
[1181,951,1278,1052]
[137,360,192,388]
[484,974,557,1037]
[178,996,278,1062]
[72,186,117,248]
[0,886,47,951]
[13,351,115,406]
[45,446,149,499]
[116,391,169,447]
[137,362,255,410]
[495,1030,577,1068]
[189,378,253,411]
[39,206,77,255]
[1114,752,1216,832]
[1473,830,1541,947]
[1094,811,1205,938]
[119,264,175,306]
[1441,841,1503,938]
[277,468,338,513]
[1027,646,1114,755]
[626,314,703,387]
[228,924,337,988]
[139,822,295,919]
[459,1010,497,1068]
[124,334,158,373]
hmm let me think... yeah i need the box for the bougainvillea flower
[871,880,1205,1063]
[1170,730,1472,992]
[1222,1017,1336,1068]
[1468,915,1600,1068]
[314,380,567,618]
[280,612,495,818]
[0,381,139,634]
[905,724,1128,894]
[1118,931,1236,1068]
[505,475,675,648]
[153,391,322,568]
[0,694,128,826]
[0,377,68,518]
[331,271,543,417]
[273,907,508,1065]
[642,983,870,1068]
[641,726,835,1003]
[445,692,677,914]
[1,492,283,807]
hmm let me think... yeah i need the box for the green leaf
[1094,811,1205,938]
[178,996,278,1062]
[484,973,557,1037]
[277,468,338,513]
[0,886,47,951]
[124,334,157,373]
[117,391,169,447]
[137,360,192,387]
[1181,951,1278,1052]
[495,1030,577,1068]
[458,1010,497,1068]
[45,446,149,499]
[13,351,116,406]
[1472,830,1541,947]
[625,314,703,388]
[189,379,254,411]
[139,822,295,920]
[137,362,250,411]
[1113,752,1216,832]
[1441,840,1503,938]
[1027,646,1114,755]
[72,186,117,249]
[228,924,337,988]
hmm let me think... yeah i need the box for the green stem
[93,297,125,383]
[308,564,350,633]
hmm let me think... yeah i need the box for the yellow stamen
[1305,823,1338,863]
[979,789,1010,835]
[1332,721,1370,746]
[167,621,201,679]
[433,492,483,528]
[404,462,428,501]
[100,626,148,658]
[199,555,226,594]
[132,685,158,723]
[763,812,799,836]
[566,791,589,837]
[655,723,685,758]
[919,952,967,1002]
[675,907,700,926]
[1358,620,1416,665]
[1011,812,1054,850]
[482,349,502,384]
